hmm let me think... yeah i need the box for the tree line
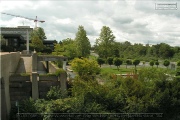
[93,26,180,61]
[53,25,180,62]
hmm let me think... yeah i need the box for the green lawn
[100,67,136,75]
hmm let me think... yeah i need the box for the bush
[46,86,67,100]
[55,68,66,76]
[176,67,180,76]
[177,61,180,66]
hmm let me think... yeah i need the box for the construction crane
[1,12,45,53]
[1,12,45,28]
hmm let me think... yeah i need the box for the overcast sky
[0,0,180,46]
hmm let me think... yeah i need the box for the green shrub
[176,67,180,76]
[46,86,67,100]
[55,68,66,76]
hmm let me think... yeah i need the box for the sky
[0,0,180,46]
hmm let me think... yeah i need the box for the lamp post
[16,101,20,120]
[26,29,29,54]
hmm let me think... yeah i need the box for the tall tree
[30,35,44,51]
[75,25,91,58]
[62,38,77,60]
[30,27,46,41]
[96,26,115,58]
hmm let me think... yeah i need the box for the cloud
[1,0,180,46]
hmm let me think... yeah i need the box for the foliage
[30,27,46,41]
[177,61,180,66]
[53,60,63,68]
[30,35,44,52]
[64,40,77,60]
[55,68,66,76]
[54,43,63,55]
[71,58,100,80]
[46,86,67,100]
[125,59,132,68]
[113,57,123,71]
[97,57,105,67]
[155,60,159,68]
[56,38,78,60]
[176,67,180,76]
[10,67,180,120]
[163,60,170,68]
[107,57,114,67]
[132,59,140,71]
[95,26,115,58]
[75,25,91,58]
[149,60,154,67]
[41,47,52,54]
[9,98,40,120]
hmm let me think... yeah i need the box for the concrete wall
[0,52,20,120]
[44,62,59,73]
[38,75,59,98]
[9,75,31,105]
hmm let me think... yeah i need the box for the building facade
[0,26,56,51]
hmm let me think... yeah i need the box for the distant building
[1,26,33,48]
[0,26,56,51]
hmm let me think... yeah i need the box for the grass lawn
[101,67,136,75]
[89,55,97,60]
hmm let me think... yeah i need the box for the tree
[95,26,115,58]
[71,58,100,80]
[176,67,180,76]
[107,57,114,67]
[97,57,105,67]
[149,60,154,68]
[54,43,62,55]
[155,60,159,68]
[31,35,44,52]
[75,25,91,58]
[113,58,123,71]
[163,60,170,69]
[158,43,174,58]
[132,59,140,72]
[125,59,132,69]
[41,47,52,54]
[62,38,78,60]
[31,27,46,41]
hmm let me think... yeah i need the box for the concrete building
[0,26,57,51]
[1,26,33,50]
[0,52,68,119]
